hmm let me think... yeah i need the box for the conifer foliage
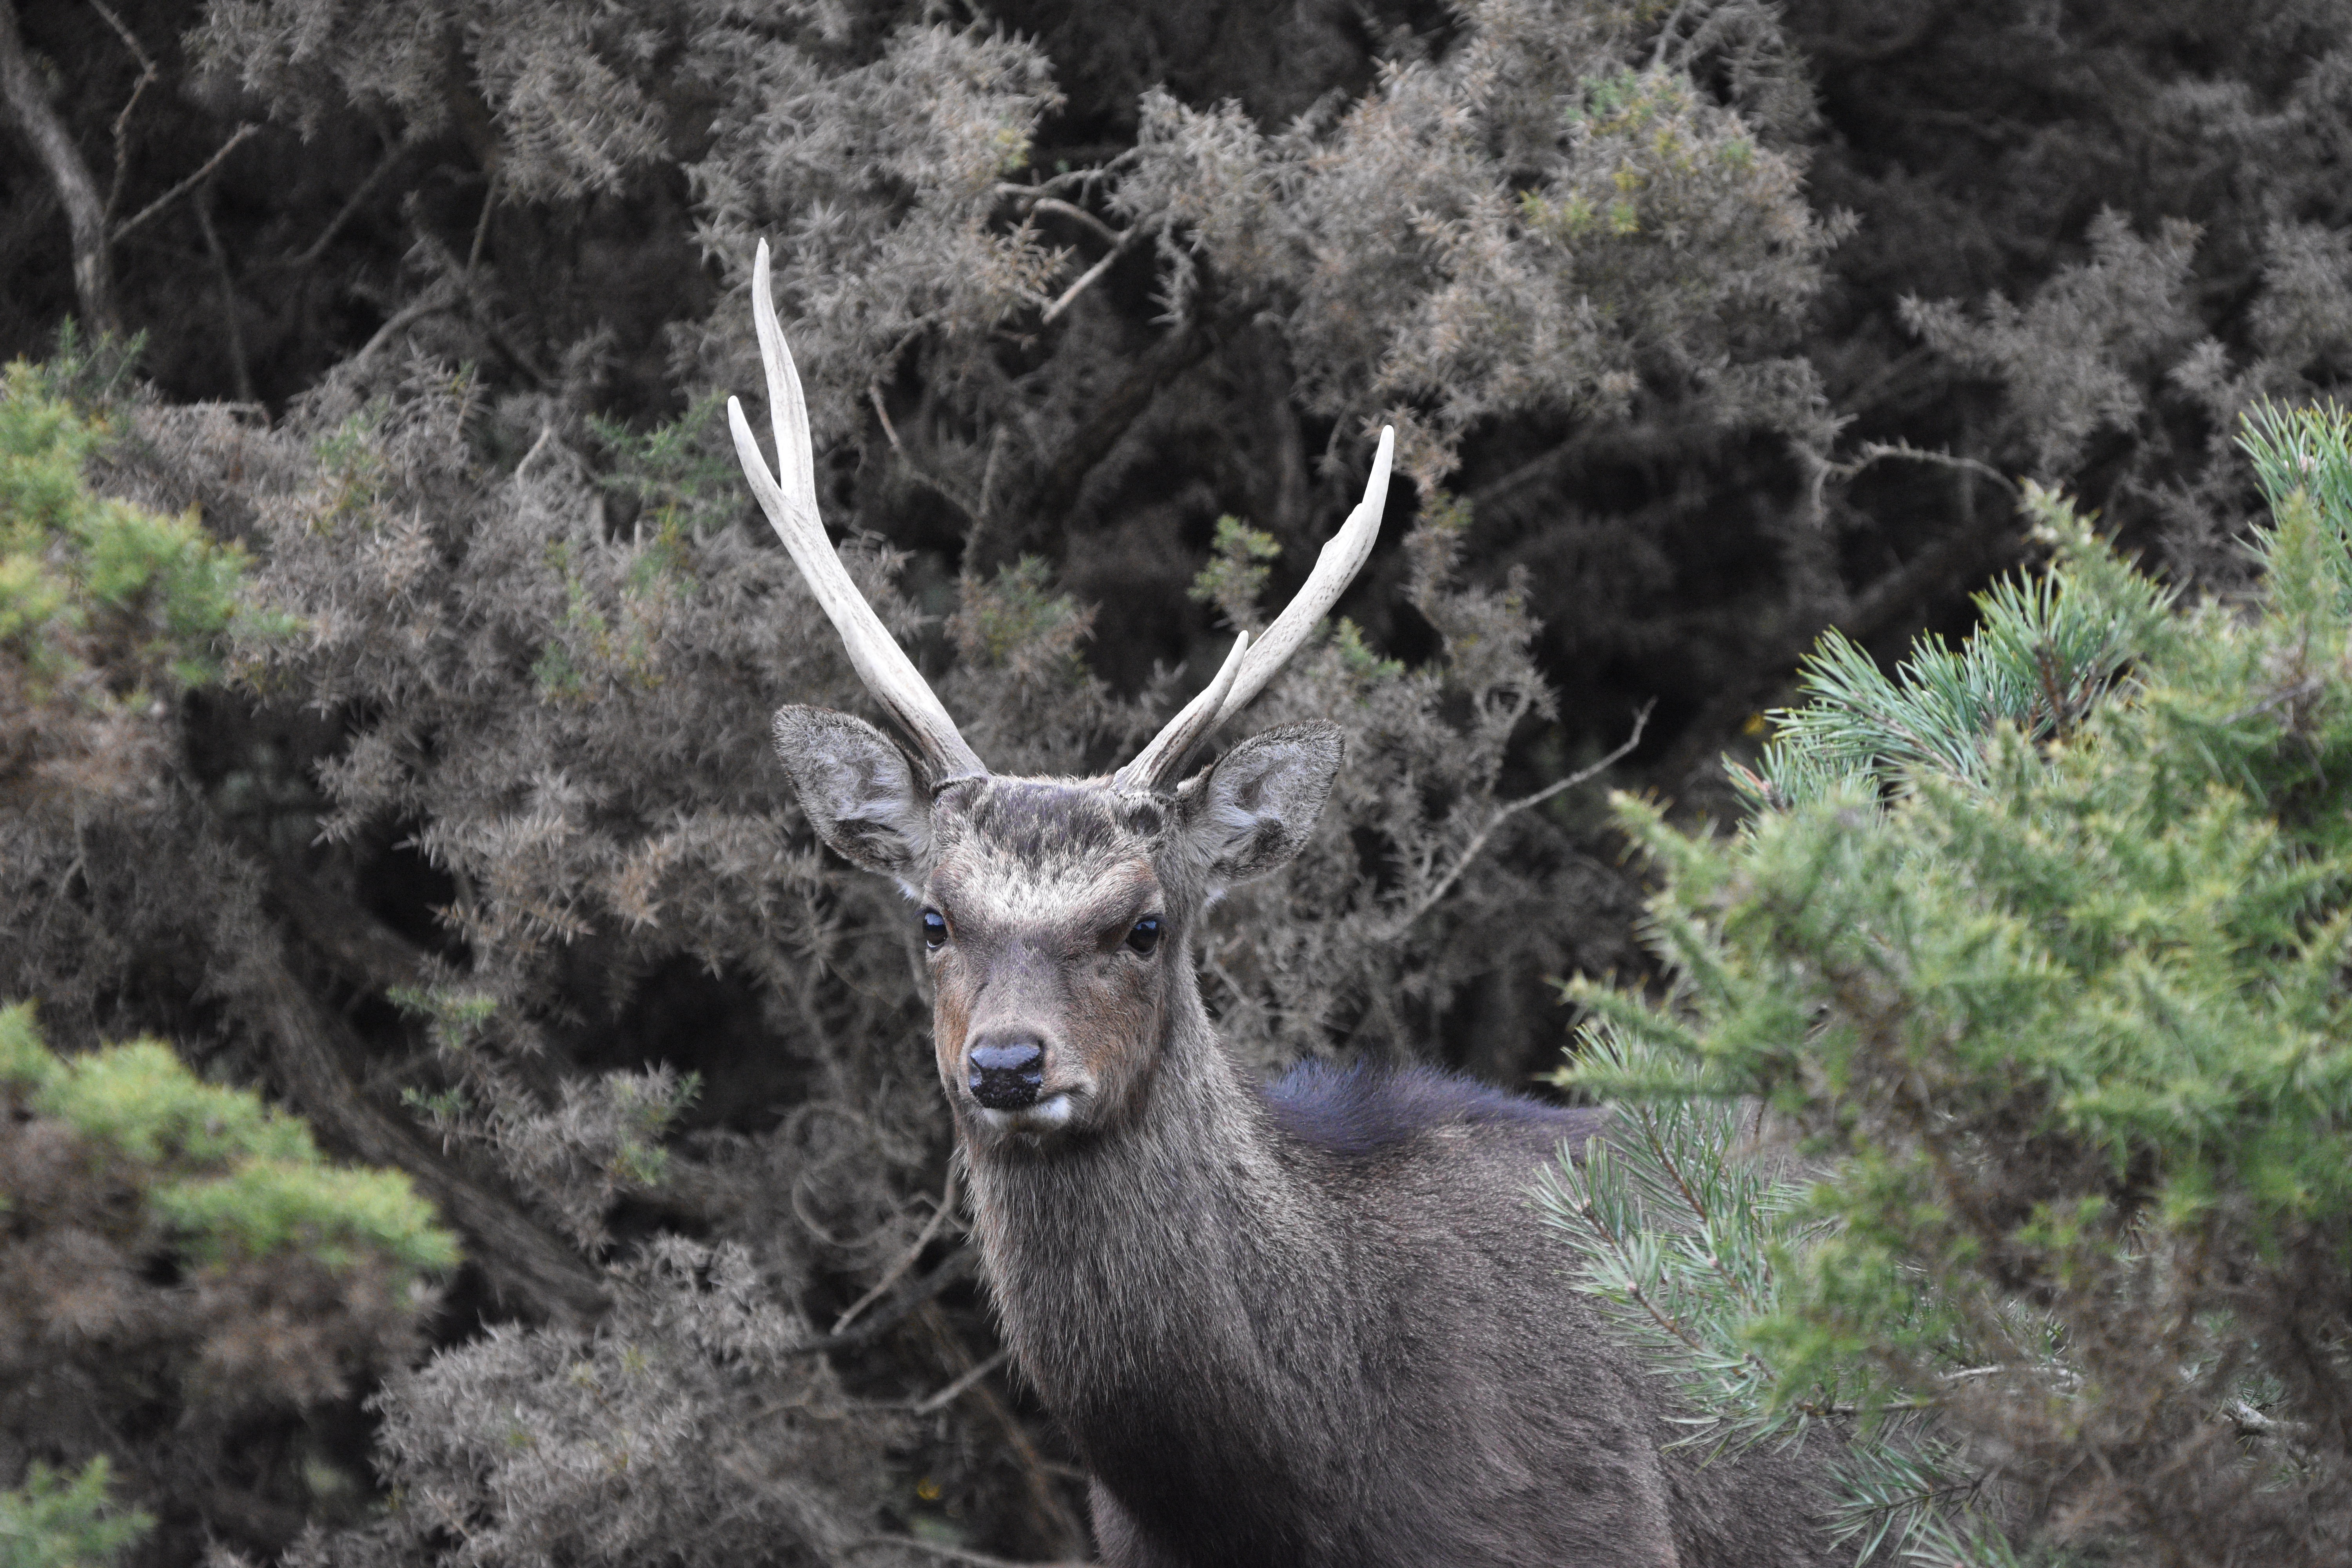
[1548,405,2352,1565]
[0,353,259,812]
[0,1003,451,1568]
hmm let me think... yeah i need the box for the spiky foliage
[1546,404,2352,1566]
[1116,0,1841,490]
[311,1239,893,1568]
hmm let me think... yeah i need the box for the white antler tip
[732,243,986,780]
[725,395,769,476]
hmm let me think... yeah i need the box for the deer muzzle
[967,1036,1045,1109]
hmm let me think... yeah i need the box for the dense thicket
[2,0,2349,1563]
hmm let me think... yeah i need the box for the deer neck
[958,978,1352,1454]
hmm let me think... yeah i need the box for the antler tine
[728,240,986,784]
[1122,426,1393,791]
[1216,424,1392,726]
[1111,630,1249,793]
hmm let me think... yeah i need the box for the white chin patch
[977,1094,1074,1135]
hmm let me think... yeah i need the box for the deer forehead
[930,780,1167,926]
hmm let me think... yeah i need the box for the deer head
[731,241,1391,1146]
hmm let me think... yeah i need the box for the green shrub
[1,1005,456,1278]
[0,1004,453,1565]
[0,1459,151,1568]
[1546,405,2352,1565]
[0,365,259,810]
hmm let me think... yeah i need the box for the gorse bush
[1114,0,1840,490]
[1546,404,2352,1566]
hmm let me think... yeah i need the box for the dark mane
[1258,1059,1602,1159]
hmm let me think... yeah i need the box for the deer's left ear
[1180,722,1344,886]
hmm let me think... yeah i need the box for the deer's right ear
[772,706,933,882]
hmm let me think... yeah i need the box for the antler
[728,240,987,784]
[1109,629,1250,791]
[731,240,1391,794]
[1114,425,1394,792]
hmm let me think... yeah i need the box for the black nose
[968,1038,1045,1110]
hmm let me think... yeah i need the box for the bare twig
[2225,1399,2278,1437]
[1939,1363,2081,1390]
[992,178,1084,203]
[784,1246,979,1356]
[86,0,154,227]
[863,386,984,521]
[1380,701,1654,939]
[1027,195,1120,247]
[1040,211,1157,325]
[1040,242,1124,325]
[110,123,259,244]
[909,1344,1012,1414]
[466,167,498,278]
[194,187,253,401]
[0,0,118,332]
[989,157,1127,205]
[269,138,406,273]
[351,283,458,365]
[1648,0,1702,68]
[867,386,905,452]
[513,422,558,477]
[833,1165,960,1334]
[1820,439,2019,498]
[978,426,1010,521]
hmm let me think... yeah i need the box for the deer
[727,241,1834,1567]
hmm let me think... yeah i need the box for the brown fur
[774,711,1835,1567]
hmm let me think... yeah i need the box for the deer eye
[1124,917,1161,956]
[921,909,948,949]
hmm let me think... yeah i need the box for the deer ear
[1181,722,1344,886]
[773,706,933,881]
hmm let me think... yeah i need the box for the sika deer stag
[731,242,1831,1567]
